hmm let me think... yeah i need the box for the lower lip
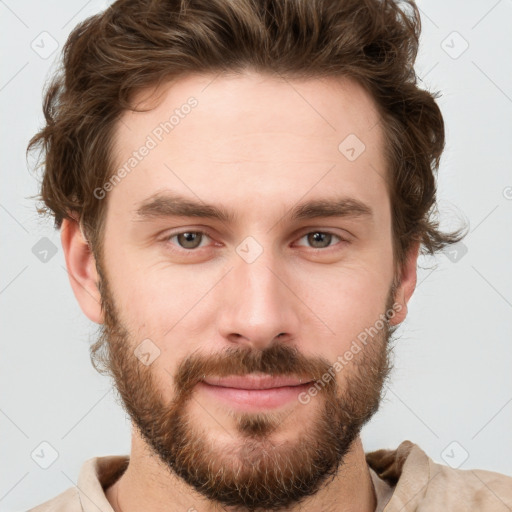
[197,381,312,411]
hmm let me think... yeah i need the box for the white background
[1,1,511,510]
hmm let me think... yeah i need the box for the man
[27,0,511,511]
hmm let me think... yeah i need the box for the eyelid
[293,226,352,240]
[161,228,215,248]
[161,227,351,252]
[292,229,350,249]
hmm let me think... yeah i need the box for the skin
[61,71,419,511]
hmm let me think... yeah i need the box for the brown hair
[27,0,466,272]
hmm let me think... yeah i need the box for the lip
[202,374,310,390]
[197,374,313,411]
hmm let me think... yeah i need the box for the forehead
[108,71,388,222]
[117,71,384,155]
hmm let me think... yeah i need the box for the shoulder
[424,454,512,510]
[27,487,81,512]
[366,440,512,511]
[26,453,128,512]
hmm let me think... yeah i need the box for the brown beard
[92,261,396,511]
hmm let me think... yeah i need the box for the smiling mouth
[202,373,312,390]
[197,374,314,411]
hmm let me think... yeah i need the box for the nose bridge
[217,240,300,349]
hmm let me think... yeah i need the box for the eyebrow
[134,191,373,224]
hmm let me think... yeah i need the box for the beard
[90,260,397,512]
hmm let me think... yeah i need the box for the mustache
[174,342,336,398]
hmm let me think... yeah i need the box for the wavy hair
[28,0,466,273]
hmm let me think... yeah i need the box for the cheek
[110,266,214,362]
[103,235,203,321]
[297,266,392,359]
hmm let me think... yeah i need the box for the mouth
[197,374,314,411]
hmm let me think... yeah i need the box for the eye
[164,230,211,250]
[295,231,347,249]
[161,229,348,253]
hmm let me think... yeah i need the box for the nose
[216,249,301,351]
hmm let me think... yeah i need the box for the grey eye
[299,231,342,249]
[176,231,204,249]
[308,232,332,248]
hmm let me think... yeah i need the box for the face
[91,71,403,510]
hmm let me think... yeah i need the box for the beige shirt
[28,440,512,511]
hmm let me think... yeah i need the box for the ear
[389,240,420,326]
[60,218,103,324]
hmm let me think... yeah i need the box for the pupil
[309,232,331,248]
[179,232,201,248]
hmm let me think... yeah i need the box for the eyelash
[161,229,349,253]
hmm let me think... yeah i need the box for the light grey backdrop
[1,1,511,510]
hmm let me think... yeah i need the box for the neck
[106,430,376,512]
